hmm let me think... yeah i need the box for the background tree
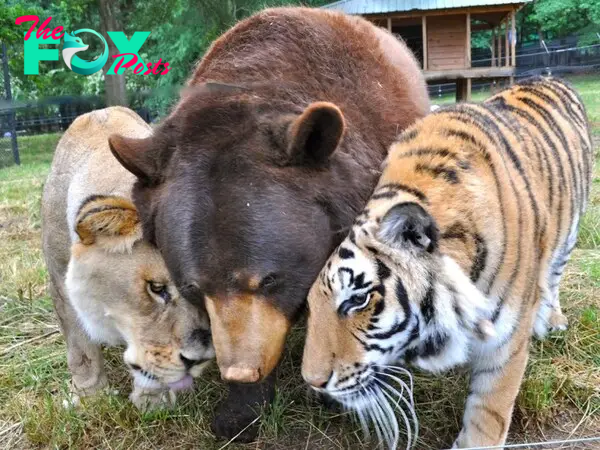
[532,0,600,44]
[98,0,127,105]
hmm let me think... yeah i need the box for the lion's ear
[75,195,142,253]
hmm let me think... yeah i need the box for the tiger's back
[378,76,592,338]
[301,77,592,449]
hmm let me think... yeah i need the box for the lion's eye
[147,281,171,304]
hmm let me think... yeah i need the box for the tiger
[301,77,592,449]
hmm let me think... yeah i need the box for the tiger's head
[302,200,495,415]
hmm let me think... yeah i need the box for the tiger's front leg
[453,329,530,448]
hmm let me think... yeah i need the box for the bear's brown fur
[109,7,429,441]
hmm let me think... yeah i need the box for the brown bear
[109,6,429,441]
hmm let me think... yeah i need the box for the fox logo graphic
[62,30,109,75]
[62,33,88,70]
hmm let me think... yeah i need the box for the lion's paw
[129,387,176,412]
[63,377,110,409]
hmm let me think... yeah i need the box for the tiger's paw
[451,429,466,448]
[534,309,568,339]
[548,310,568,332]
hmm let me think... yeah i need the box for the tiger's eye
[352,293,367,304]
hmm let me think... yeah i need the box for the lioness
[42,107,215,409]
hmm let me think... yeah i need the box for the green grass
[1,75,599,449]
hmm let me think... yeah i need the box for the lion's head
[65,195,215,391]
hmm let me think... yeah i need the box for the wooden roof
[322,0,531,15]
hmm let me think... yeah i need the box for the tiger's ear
[378,202,439,253]
[285,102,345,166]
[75,196,142,253]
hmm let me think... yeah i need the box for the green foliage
[532,0,600,40]
[5,0,595,111]
[0,1,42,44]
[2,0,331,111]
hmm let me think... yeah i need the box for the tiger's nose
[303,371,333,389]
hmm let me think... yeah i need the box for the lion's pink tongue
[167,374,194,391]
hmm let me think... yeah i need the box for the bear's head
[109,84,367,383]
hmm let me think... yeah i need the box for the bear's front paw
[211,402,261,443]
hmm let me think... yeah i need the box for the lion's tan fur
[42,107,214,409]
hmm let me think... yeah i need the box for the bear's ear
[377,202,439,253]
[109,133,162,184]
[286,102,345,165]
[75,195,142,253]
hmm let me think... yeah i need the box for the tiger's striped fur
[302,77,592,449]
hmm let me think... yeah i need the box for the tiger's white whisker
[378,374,420,444]
[366,397,384,446]
[374,373,404,400]
[367,387,389,447]
[370,386,393,447]
[374,386,402,449]
[356,400,371,439]
[378,370,417,410]
[368,386,395,449]
[375,370,411,398]
[376,378,414,449]
[380,365,415,398]
[376,371,413,411]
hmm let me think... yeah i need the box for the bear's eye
[259,273,279,291]
[147,281,171,304]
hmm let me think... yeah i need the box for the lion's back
[42,107,151,283]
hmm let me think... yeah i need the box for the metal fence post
[2,42,20,165]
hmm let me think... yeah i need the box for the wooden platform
[424,66,516,82]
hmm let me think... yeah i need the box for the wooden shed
[323,0,532,100]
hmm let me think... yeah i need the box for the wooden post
[505,16,509,67]
[466,13,471,68]
[387,17,392,32]
[422,15,427,70]
[511,10,516,67]
[491,28,495,67]
[497,23,502,68]
[456,78,471,102]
